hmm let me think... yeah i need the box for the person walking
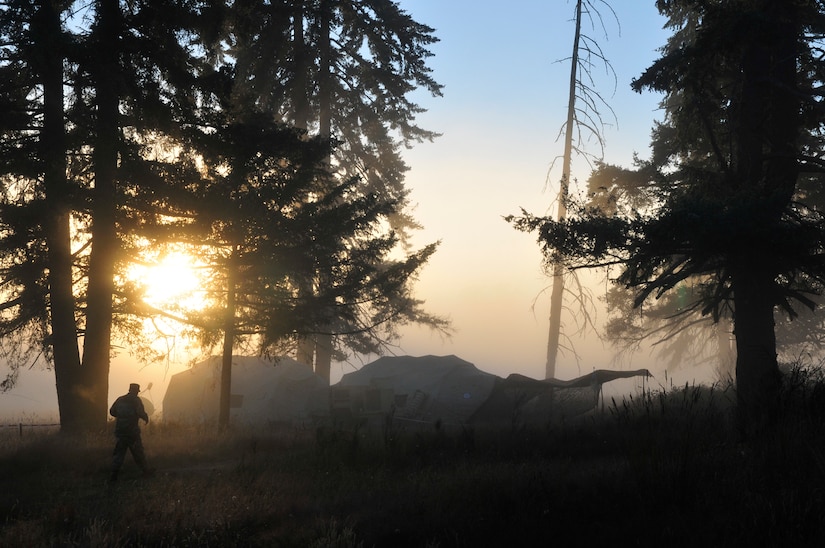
[109,383,153,481]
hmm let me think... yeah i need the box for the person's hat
[129,383,140,392]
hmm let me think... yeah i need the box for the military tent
[162,355,329,426]
[469,369,651,426]
[332,355,650,428]
[332,355,498,426]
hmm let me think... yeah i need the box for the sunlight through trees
[0,0,446,432]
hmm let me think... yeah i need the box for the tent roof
[162,355,328,425]
[335,356,651,427]
[335,355,498,425]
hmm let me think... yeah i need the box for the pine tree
[222,0,444,380]
[155,57,443,427]
[69,0,215,430]
[0,1,88,429]
[510,0,825,434]
[0,0,214,431]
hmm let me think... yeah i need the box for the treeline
[0,0,445,432]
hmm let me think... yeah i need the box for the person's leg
[128,436,150,474]
[110,437,128,481]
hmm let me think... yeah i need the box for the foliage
[0,1,445,430]
[226,0,443,238]
[510,0,825,430]
[215,1,446,374]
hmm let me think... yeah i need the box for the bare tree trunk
[291,2,310,131]
[219,247,237,430]
[82,0,120,431]
[732,268,780,435]
[714,317,735,384]
[313,0,334,384]
[546,0,581,380]
[315,331,332,383]
[730,1,798,434]
[36,0,84,433]
[296,336,315,367]
[291,2,318,369]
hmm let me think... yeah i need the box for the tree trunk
[728,1,799,435]
[36,0,84,433]
[291,2,310,130]
[293,1,320,372]
[315,331,332,383]
[714,317,735,384]
[313,0,334,384]
[546,0,581,380]
[82,0,121,431]
[219,246,238,430]
[732,268,781,434]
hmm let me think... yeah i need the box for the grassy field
[2,371,825,547]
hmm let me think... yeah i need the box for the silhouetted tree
[545,0,617,380]
[128,51,444,427]
[0,0,445,431]
[0,1,85,429]
[510,0,825,434]
[222,0,443,380]
[71,0,215,431]
[0,0,212,432]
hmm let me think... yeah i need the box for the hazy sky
[1,1,684,420]
[390,1,674,380]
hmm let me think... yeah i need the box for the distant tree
[588,162,738,380]
[510,0,825,434]
[600,279,735,382]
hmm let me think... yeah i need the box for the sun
[133,251,205,311]
[123,249,213,363]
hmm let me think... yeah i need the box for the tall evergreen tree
[0,1,88,429]
[222,0,443,379]
[0,0,213,431]
[510,0,825,433]
[69,0,214,430]
[153,47,443,427]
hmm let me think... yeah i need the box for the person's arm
[136,398,149,423]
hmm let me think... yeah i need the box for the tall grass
[3,364,825,546]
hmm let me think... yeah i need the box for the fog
[0,2,703,423]
[0,320,718,423]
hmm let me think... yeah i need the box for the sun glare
[137,251,205,310]
[119,248,216,364]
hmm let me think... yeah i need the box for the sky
[385,1,682,381]
[1,1,700,421]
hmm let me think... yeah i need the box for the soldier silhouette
[109,383,153,481]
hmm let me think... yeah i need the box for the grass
[3,368,825,547]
